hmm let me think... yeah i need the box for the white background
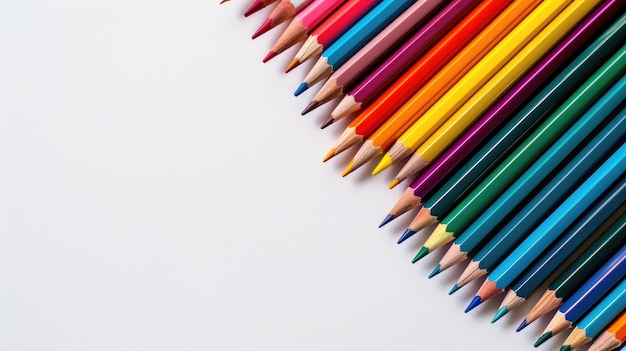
[0,1,574,350]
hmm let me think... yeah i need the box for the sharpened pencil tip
[412,247,429,263]
[341,159,356,177]
[373,154,393,175]
[320,116,334,129]
[534,332,553,347]
[301,101,319,115]
[294,82,309,96]
[388,178,400,189]
[465,296,482,313]
[397,229,417,244]
[559,346,571,351]
[252,18,272,39]
[449,284,461,295]
[322,148,336,162]
[285,58,301,73]
[491,307,508,323]
[220,0,228,4]
[428,264,441,279]
[244,0,263,17]
[379,214,395,228]
[516,319,528,332]
[262,51,278,63]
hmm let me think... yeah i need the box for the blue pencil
[535,242,626,346]
[560,278,626,351]
[294,0,416,95]
[465,142,626,313]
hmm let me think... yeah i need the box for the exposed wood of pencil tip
[456,260,488,289]
[525,289,563,325]
[312,77,345,107]
[562,326,593,350]
[438,243,469,272]
[331,95,361,121]
[407,207,438,233]
[587,331,621,351]
[303,55,334,88]
[388,187,423,219]
[392,153,428,185]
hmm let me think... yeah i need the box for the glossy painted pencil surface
[306,0,472,112]
[329,0,511,123]
[467,144,626,312]
[522,216,626,329]
[589,310,626,351]
[288,0,378,70]
[295,0,416,94]
[384,9,626,225]
[560,278,626,351]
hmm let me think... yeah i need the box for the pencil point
[294,82,309,96]
[428,264,441,279]
[252,18,273,39]
[285,58,301,73]
[301,101,319,115]
[492,307,508,323]
[244,0,263,17]
[322,148,336,162]
[516,319,528,332]
[412,247,429,263]
[379,214,395,228]
[388,178,400,189]
[320,116,334,129]
[465,296,482,313]
[341,159,356,177]
[397,229,417,244]
[449,284,460,295]
[262,50,278,63]
[559,346,571,351]
[220,0,228,4]
[534,332,553,347]
[374,154,393,175]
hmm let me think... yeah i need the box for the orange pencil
[589,311,626,351]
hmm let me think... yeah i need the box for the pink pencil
[264,0,345,63]
[285,0,378,72]
[252,0,314,39]
[245,0,279,17]
[301,0,446,115]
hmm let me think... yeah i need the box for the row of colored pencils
[220,1,626,350]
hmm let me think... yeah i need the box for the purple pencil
[383,0,622,221]
[327,0,509,125]
[301,0,449,115]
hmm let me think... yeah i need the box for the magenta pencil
[301,0,451,115]
[383,0,623,221]
[264,0,345,62]
[286,0,379,72]
[330,0,510,122]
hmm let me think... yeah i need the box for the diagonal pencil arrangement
[220,1,626,350]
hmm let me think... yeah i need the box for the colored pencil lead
[412,247,429,263]
[294,83,308,96]
[262,50,278,63]
[559,346,572,351]
[448,284,460,295]
[378,214,395,228]
[465,296,482,313]
[322,148,335,162]
[301,101,319,115]
[320,116,334,129]
[388,178,399,189]
[374,154,393,175]
[341,159,356,177]
[285,58,300,73]
[252,18,273,39]
[397,229,416,244]
[428,264,441,279]
[492,307,508,323]
[534,332,553,347]
[244,0,266,17]
[220,0,228,4]
[516,319,528,332]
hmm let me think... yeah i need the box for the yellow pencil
[373,0,573,174]
[387,0,604,183]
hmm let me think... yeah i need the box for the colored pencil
[434,72,626,276]
[381,9,626,227]
[294,0,416,95]
[323,0,537,162]
[387,0,621,184]
[263,0,344,63]
[286,0,378,72]
[411,47,626,263]
[326,0,512,126]
[302,0,468,115]
[340,0,552,176]
[374,0,601,175]
[535,243,626,345]
[520,216,626,330]
[245,0,279,17]
[252,0,314,39]
[465,144,626,313]
[588,311,626,351]
[559,279,626,351]
[492,195,626,323]
[407,41,626,237]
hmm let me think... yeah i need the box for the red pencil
[245,0,279,17]
[252,0,314,39]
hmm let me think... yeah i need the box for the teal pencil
[466,142,626,313]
